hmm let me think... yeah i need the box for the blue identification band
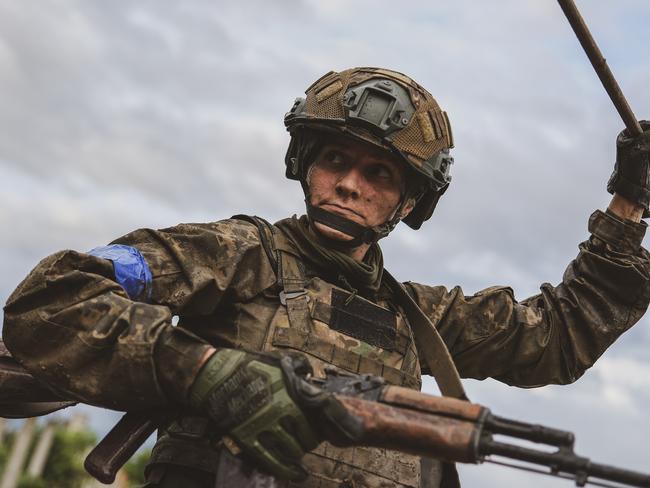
[88,244,152,301]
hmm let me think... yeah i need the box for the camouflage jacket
[2,209,650,483]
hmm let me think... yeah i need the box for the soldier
[3,67,650,488]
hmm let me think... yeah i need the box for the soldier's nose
[335,170,362,199]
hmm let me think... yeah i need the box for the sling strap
[382,272,467,400]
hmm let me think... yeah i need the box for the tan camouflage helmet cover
[284,67,454,229]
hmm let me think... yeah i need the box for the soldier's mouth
[320,203,365,222]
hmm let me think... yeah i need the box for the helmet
[284,67,454,241]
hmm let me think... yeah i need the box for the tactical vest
[146,217,464,488]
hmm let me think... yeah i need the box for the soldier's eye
[368,164,393,180]
[324,150,346,168]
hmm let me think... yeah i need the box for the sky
[1,1,650,486]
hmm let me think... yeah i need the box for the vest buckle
[279,290,308,305]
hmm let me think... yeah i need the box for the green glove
[189,349,321,481]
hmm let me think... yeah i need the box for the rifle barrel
[484,414,574,448]
[480,437,650,487]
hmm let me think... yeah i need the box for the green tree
[0,431,16,479]
[33,427,97,488]
[2,421,150,488]
[124,448,151,486]
[16,474,47,488]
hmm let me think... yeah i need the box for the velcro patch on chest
[327,289,397,350]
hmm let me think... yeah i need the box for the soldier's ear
[399,198,416,219]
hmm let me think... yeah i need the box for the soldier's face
[308,137,412,242]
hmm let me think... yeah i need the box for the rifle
[2,346,649,487]
[307,367,650,488]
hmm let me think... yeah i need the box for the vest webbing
[233,215,466,400]
[232,215,464,488]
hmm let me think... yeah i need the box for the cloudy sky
[1,1,649,486]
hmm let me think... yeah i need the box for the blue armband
[88,244,153,301]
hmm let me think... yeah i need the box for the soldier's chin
[313,221,355,242]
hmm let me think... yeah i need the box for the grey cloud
[2,2,649,486]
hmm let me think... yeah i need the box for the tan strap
[383,271,467,400]
[264,223,312,334]
[231,215,312,333]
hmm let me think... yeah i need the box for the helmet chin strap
[305,200,405,250]
[306,202,377,248]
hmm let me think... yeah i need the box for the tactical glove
[188,349,322,481]
[607,120,650,217]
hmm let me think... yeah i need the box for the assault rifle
[1,344,649,487]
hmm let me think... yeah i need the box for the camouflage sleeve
[407,210,650,387]
[2,219,275,410]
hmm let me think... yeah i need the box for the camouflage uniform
[3,206,650,487]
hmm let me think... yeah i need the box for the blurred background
[1,1,649,486]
